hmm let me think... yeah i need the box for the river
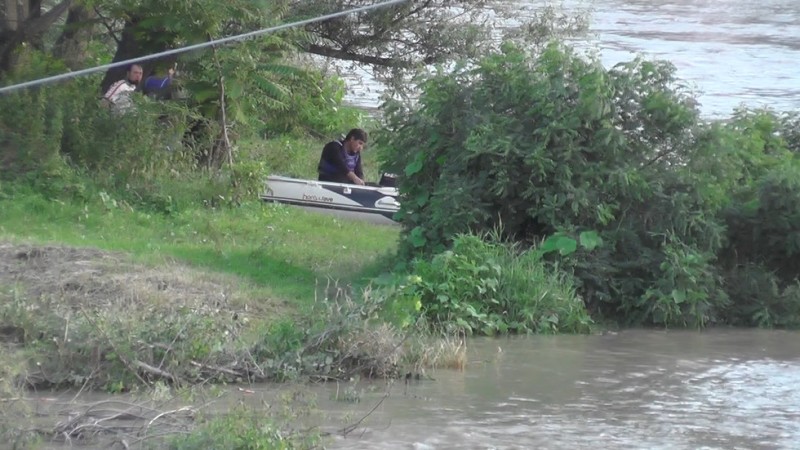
[321,329,800,449]
[23,329,800,449]
[343,0,800,118]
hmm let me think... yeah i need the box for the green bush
[720,263,800,328]
[389,233,592,335]
[378,40,800,329]
[720,161,800,327]
[169,405,319,450]
[631,235,728,327]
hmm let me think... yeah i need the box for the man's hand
[348,172,365,186]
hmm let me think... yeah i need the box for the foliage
[719,158,800,327]
[379,41,800,329]
[169,404,320,450]
[381,233,592,335]
[632,235,728,328]
[0,50,198,198]
[293,0,588,101]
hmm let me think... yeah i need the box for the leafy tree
[716,109,800,326]
[0,0,72,71]
[379,42,734,326]
[291,0,588,98]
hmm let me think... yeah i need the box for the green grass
[0,186,400,306]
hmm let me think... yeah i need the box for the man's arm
[143,67,175,94]
[354,155,364,180]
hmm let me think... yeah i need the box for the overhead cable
[0,0,409,94]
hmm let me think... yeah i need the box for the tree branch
[20,0,72,39]
[304,43,408,68]
[93,6,121,45]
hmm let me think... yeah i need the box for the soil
[0,240,281,318]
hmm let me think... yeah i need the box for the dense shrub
[383,233,592,335]
[378,41,800,328]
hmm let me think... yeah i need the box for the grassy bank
[0,134,421,447]
[0,180,399,304]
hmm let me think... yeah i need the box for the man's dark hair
[345,128,368,143]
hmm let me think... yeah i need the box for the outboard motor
[379,173,398,188]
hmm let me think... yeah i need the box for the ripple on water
[325,332,800,450]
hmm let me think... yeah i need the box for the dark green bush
[378,41,800,328]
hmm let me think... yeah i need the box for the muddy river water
[343,0,800,118]
[323,329,800,449]
[24,330,800,449]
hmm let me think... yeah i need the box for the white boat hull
[260,175,401,221]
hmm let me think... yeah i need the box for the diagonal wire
[0,0,409,95]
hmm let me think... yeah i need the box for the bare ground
[0,240,284,317]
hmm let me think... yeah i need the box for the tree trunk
[99,18,142,94]
[98,17,178,95]
[27,0,44,49]
[208,40,232,171]
[52,3,95,70]
[0,0,71,73]
[3,0,19,31]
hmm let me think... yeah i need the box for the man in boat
[317,128,368,185]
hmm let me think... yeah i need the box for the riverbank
[0,179,466,447]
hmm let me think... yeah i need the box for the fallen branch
[144,406,195,434]
[133,360,179,384]
[47,399,197,445]
[79,307,150,387]
[339,387,392,437]
[190,360,243,378]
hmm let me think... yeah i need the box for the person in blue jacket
[142,64,177,100]
[317,128,368,185]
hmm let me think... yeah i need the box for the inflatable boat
[260,175,400,221]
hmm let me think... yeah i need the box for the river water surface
[343,0,800,117]
[322,329,800,449]
[25,330,800,449]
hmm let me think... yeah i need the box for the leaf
[226,80,244,100]
[539,233,578,256]
[672,289,686,304]
[409,226,427,248]
[579,230,603,251]
[405,154,424,176]
[194,88,219,104]
[557,238,578,256]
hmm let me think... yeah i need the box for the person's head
[343,128,368,153]
[126,64,144,84]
